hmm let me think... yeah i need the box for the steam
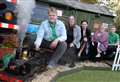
[16,0,36,48]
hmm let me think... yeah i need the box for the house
[32,0,115,29]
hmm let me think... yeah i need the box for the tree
[115,8,120,34]
[80,0,120,33]
[106,1,120,33]
[98,0,120,33]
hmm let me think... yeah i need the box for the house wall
[1,1,114,28]
[31,2,49,24]
[31,1,114,29]
[63,8,114,29]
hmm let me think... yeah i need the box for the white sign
[102,23,108,28]
[57,10,63,16]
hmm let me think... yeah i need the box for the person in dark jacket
[65,16,81,67]
[79,20,91,62]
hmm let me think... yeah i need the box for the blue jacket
[35,20,67,47]
[73,25,81,48]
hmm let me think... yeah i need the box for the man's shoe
[47,65,54,69]
[96,54,101,58]
[69,63,75,68]
[47,63,57,70]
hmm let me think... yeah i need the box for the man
[108,26,119,46]
[34,7,67,68]
[107,26,119,59]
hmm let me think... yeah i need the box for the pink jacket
[92,31,108,52]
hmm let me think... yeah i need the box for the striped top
[0,22,18,30]
[6,0,17,4]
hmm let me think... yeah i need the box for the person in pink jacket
[92,23,108,58]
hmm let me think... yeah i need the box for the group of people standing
[34,7,119,69]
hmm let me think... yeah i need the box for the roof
[40,0,114,17]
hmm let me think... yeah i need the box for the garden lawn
[57,69,120,82]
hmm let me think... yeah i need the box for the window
[32,3,48,21]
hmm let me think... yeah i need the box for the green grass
[57,69,120,82]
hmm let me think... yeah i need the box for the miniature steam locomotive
[0,1,49,82]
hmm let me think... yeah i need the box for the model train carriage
[0,1,19,71]
[0,24,19,70]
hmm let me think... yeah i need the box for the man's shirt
[108,32,119,45]
[35,20,67,47]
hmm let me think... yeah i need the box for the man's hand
[92,42,94,46]
[35,45,40,51]
[84,37,88,42]
[34,41,40,51]
[115,43,119,46]
[70,43,74,47]
[50,39,59,49]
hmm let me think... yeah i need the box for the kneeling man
[34,7,67,69]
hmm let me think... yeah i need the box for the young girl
[63,16,81,67]
[92,23,108,60]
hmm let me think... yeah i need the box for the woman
[92,23,108,60]
[63,16,81,67]
[79,20,91,61]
